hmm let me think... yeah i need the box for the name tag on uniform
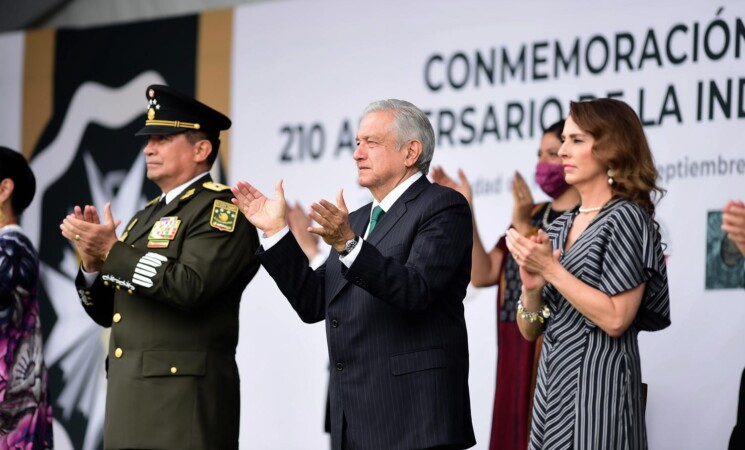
[148,216,181,248]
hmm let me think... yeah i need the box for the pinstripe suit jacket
[258,176,476,450]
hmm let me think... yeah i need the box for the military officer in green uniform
[61,85,260,450]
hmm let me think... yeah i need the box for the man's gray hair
[362,99,435,174]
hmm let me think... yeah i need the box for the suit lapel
[365,176,429,248]
[352,204,372,237]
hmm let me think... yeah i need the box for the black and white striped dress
[529,198,671,450]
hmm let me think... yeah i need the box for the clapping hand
[287,201,321,260]
[232,180,288,237]
[505,228,558,292]
[430,166,473,205]
[60,202,120,272]
[511,171,535,235]
[722,199,745,255]
[307,189,355,253]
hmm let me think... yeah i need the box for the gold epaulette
[203,181,231,192]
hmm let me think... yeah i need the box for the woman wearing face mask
[431,120,579,450]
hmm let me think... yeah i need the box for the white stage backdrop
[0,31,23,151]
[231,0,745,449]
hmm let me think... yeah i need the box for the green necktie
[367,205,385,235]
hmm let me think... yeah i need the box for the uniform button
[103,281,110,286]
[170,367,178,374]
[114,348,123,358]
[336,363,344,371]
[113,313,122,323]
[331,319,339,328]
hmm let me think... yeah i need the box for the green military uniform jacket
[76,175,259,450]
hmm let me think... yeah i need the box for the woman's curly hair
[569,99,665,218]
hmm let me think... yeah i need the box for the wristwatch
[338,236,360,256]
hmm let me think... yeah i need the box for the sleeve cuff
[260,226,290,250]
[339,236,364,267]
[309,252,327,270]
[80,266,100,288]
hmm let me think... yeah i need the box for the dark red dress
[488,203,556,450]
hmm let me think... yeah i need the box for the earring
[607,169,615,185]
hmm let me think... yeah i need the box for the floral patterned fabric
[0,225,53,450]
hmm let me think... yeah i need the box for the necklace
[578,205,603,213]
[541,203,553,229]
[541,202,577,229]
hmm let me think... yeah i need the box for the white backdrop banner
[231,0,745,449]
[0,32,23,151]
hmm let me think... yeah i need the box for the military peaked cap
[135,84,231,137]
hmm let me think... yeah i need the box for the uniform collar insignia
[146,196,161,207]
[180,188,196,200]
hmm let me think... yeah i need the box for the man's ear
[193,139,213,164]
[404,140,423,168]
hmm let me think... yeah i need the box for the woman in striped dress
[505,99,671,450]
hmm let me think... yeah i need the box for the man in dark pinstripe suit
[233,99,476,450]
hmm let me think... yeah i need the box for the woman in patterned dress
[0,147,53,449]
[431,120,579,450]
[505,99,671,450]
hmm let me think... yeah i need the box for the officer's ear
[193,139,213,164]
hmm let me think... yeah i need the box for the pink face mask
[535,162,569,198]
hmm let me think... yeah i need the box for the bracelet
[517,297,551,324]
